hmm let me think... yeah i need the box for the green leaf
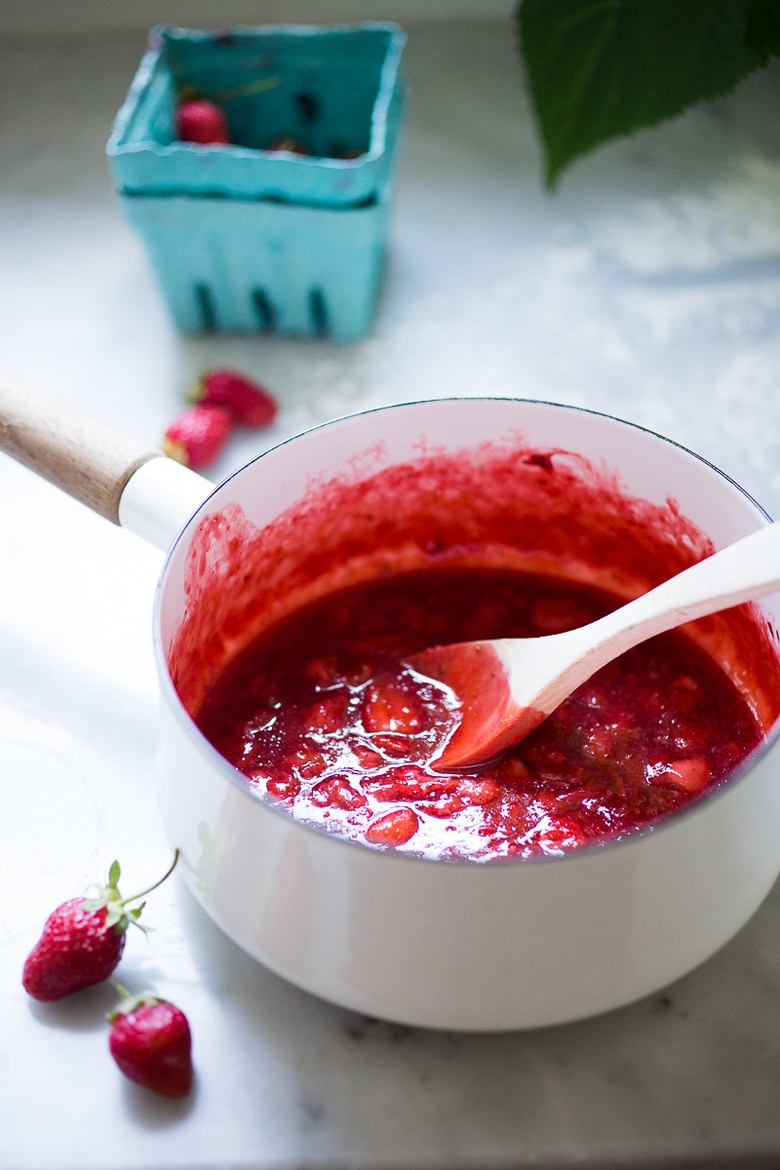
[517,0,780,187]
[745,0,780,64]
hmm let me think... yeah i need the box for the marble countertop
[2,18,780,1170]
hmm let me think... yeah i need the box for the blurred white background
[0,0,514,39]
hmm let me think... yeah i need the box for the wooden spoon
[409,522,780,770]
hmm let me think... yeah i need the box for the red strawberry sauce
[169,436,780,862]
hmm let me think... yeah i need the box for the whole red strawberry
[22,854,179,1002]
[108,990,193,1098]
[189,367,278,428]
[176,97,230,145]
[162,402,233,469]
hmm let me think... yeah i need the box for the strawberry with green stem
[108,985,194,1099]
[22,852,180,1002]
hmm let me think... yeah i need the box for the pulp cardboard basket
[106,23,406,340]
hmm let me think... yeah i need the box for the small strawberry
[108,989,193,1098]
[162,402,233,469]
[22,853,179,1002]
[189,367,278,428]
[176,97,230,145]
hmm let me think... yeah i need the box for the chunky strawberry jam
[195,566,763,861]
[171,432,779,862]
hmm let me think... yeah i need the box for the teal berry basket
[106,23,407,340]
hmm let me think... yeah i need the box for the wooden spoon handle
[0,375,161,525]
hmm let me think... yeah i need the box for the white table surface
[2,18,780,1170]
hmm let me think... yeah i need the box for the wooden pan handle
[0,375,162,525]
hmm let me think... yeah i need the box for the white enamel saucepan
[3,382,780,1031]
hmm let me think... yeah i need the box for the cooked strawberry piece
[532,814,587,854]
[286,743,327,780]
[308,776,367,814]
[365,807,419,846]
[483,794,531,841]
[653,756,710,793]
[305,657,342,688]
[457,776,500,806]
[344,661,374,686]
[365,765,457,803]
[351,743,385,769]
[362,678,426,735]
[263,773,301,801]
[310,775,368,811]
[497,757,533,786]
[419,793,465,818]
[304,696,347,734]
[371,732,418,757]
[581,726,615,761]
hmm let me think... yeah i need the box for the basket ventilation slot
[194,283,217,332]
[252,288,276,331]
[191,283,331,335]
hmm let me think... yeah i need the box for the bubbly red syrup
[195,567,764,861]
[169,435,780,861]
